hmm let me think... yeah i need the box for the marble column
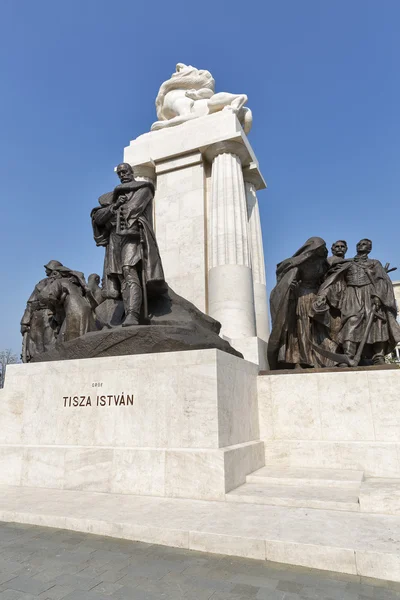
[243,166,270,341]
[205,142,256,339]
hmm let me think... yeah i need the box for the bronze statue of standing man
[91,163,167,326]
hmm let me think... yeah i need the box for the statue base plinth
[31,323,242,363]
[0,349,261,501]
[1,359,400,580]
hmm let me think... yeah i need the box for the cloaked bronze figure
[20,261,94,361]
[268,237,333,370]
[40,271,95,343]
[91,163,167,326]
[316,239,400,365]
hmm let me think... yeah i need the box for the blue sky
[0,0,399,353]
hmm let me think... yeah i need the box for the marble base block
[258,369,400,476]
[228,336,268,371]
[0,349,263,500]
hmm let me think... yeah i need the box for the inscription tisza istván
[63,394,134,407]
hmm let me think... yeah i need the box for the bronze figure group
[21,163,167,362]
[20,261,101,362]
[268,237,400,369]
[20,160,400,369]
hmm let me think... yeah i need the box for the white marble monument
[124,63,269,368]
[3,63,400,584]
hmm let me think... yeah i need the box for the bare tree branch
[0,349,19,388]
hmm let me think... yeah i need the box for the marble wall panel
[217,355,259,447]
[178,189,205,219]
[264,440,400,477]
[112,449,166,496]
[156,164,204,197]
[269,374,321,440]
[257,376,273,440]
[154,167,206,311]
[158,248,180,278]
[64,448,113,492]
[318,372,375,441]
[154,193,180,223]
[173,362,218,448]
[368,370,400,442]
[0,384,24,444]
[165,449,225,500]
[0,447,22,485]
[21,447,65,489]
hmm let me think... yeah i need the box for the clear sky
[0,0,399,354]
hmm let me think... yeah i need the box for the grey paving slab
[60,592,112,600]
[0,591,41,600]
[107,586,161,600]
[0,522,398,600]
[90,571,123,585]
[52,576,101,593]
[38,586,75,600]
[3,577,54,596]
[256,591,286,600]
[87,582,123,596]
[277,579,305,593]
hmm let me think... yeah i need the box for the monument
[1,63,400,583]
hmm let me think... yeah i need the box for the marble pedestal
[123,111,269,365]
[1,360,400,581]
[0,350,263,501]
[258,367,400,476]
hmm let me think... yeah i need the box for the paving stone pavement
[0,522,399,600]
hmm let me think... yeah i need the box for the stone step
[226,482,360,512]
[247,466,364,487]
[1,484,400,582]
[359,478,400,515]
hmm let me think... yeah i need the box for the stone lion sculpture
[151,63,253,134]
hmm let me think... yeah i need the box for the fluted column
[243,167,269,341]
[205,142,256,339]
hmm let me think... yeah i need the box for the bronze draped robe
[268,237,333,369]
